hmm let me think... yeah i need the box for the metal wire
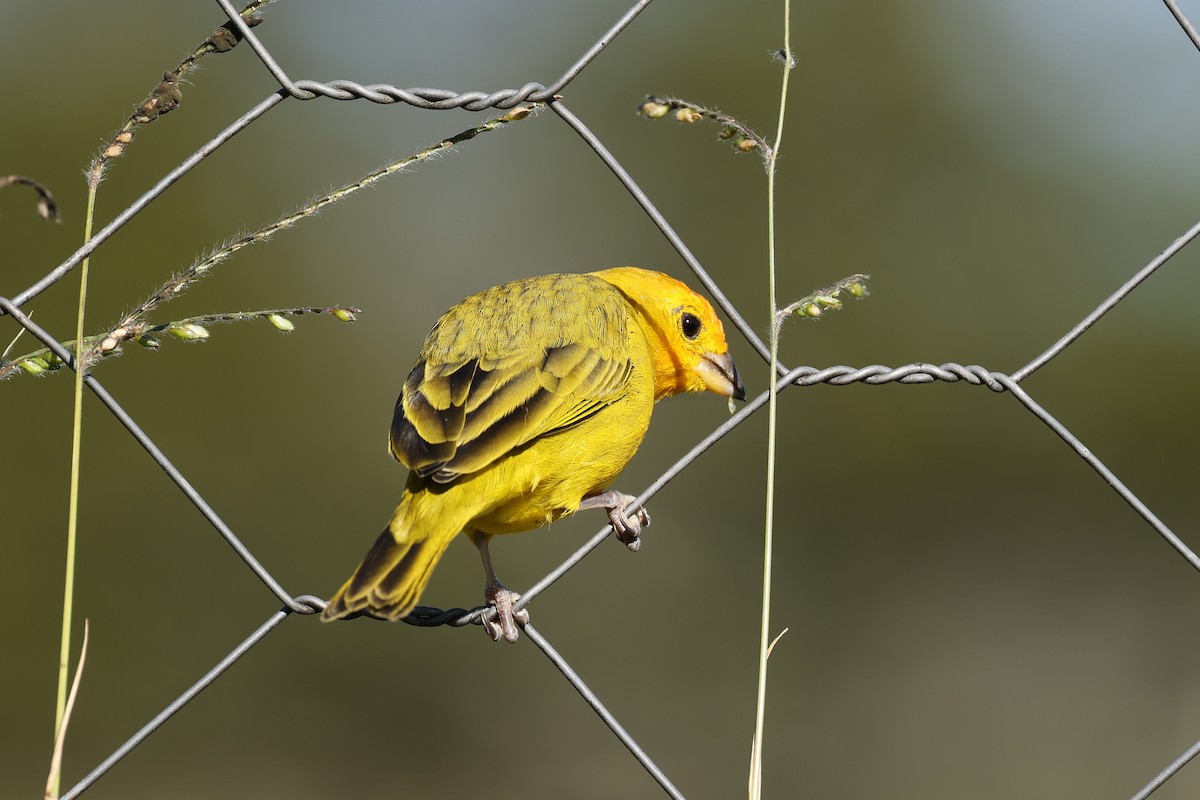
[213,0,655,105]
[6,92,287,311]
[58,601,311,800]
[1163,0,1200,55]
[0,298,310,612]
[4,0,1198,797]
[523,623,687,800]
[1010,213,1200,383]
[549,101,776,367]
[993,373,1200,572]
[1129,736,1200,800]
[4,0,655,315]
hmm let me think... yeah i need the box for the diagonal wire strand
[1129,737,1200,800]
[5,0,657,314]
[994,374,1200,571]
[59,601,318,800]
[518,364,801,610]
[1011,214,1200,382]
[549,101,776,368]
[523,623,687,800]
[0,298,310,612]
[1162,0,1200,54]
[6,92,286,312]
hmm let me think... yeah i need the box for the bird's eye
[680,312,702,340]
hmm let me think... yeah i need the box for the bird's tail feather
[320,497,460,622]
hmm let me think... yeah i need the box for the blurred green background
[3,0,1200,797]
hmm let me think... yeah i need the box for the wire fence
[3,0,1199,797]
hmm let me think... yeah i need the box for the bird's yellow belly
[467,392,652,535]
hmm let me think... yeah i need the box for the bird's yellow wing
[390,273,635,484]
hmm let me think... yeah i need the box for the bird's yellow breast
[453,313,655,536]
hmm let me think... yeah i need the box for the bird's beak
[698,351,746,401]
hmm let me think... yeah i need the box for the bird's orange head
[592,267,746,402]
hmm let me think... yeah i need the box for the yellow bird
[321,267,744,641]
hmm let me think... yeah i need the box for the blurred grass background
[3,0,1200,797]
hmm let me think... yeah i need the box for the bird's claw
[579,490,650,552]
[611,505,651,551]
[482,585,528,643]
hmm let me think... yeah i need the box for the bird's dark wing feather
[389,274,634,483]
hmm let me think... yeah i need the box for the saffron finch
[321,267,744,641]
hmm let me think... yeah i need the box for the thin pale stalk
[54,183,97,798]
[46,620,89,800]
[751,2,792,798]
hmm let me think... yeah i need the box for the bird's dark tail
[320,494,461,622]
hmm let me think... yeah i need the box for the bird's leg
[472,532,528,643]
[578,490,651,552]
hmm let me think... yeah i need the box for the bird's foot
[482,584,529,643]
[579,490,651,552]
